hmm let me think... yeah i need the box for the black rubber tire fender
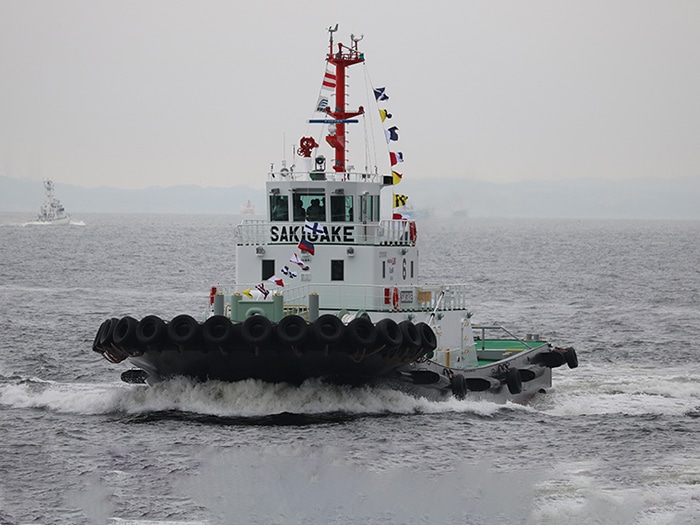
[451,374,467,399]
[92,319,111,353]
[564,346,579,369]
[506,367,523,395]
[202,315,235,346]
[98,317,119,348]
[538,351,566,368]
[135,315,166,346]
[276,315,309,346]
[167,314,201,346]
[375,318,403,349]
[312,314,345,346]
[241,315,273,346]
[398,320,422,352]
[346,317,377,348]
[415,322,437,352]
[113,316,138,346]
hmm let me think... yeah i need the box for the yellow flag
[242,289,253,299]
[392,171,402,185]
[379,109,392,122]
[393,194,408,208]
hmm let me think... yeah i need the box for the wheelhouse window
[331,260,344,281]
[330,195,354,222]
[270,195,289,221]
[292,190,326,222]
[360,194,380,222]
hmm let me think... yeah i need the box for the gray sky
[1,0,698,190]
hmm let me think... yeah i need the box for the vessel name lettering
[270,225,354,243]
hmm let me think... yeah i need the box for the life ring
[202,315,235,346]
[135,315,166,347]
[392,287,400,311]
[167,314,201,346]
[276,315,309,346]
[409,221,417,245]
[312,314,345,346]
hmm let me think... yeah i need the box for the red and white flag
[322,67,336,90]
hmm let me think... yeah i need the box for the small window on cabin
[262,259,275,281]
[330,195,354,222]
[370,195,380,221]
[331,260,344,281]
[270,195,289,221]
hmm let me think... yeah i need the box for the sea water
[1,214,699,525]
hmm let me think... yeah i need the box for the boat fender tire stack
[202,315,237,348]
[312,314,345,347]
[241,314,273,347]
[505,367,523,395]
[112,316,141,356]
[136,315,167,348]
[375,318,403,354]
[450,374,467,400]
[345,317,377,349]
[275,315,310,347]
[167,314,201,347]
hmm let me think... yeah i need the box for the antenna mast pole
[324,25,364,173]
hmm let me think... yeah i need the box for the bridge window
[270,195,288,221]
[330,195,354,222]
[292,191,326,222]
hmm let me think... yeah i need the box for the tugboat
[93,27,578,402]
[35,179,71,224]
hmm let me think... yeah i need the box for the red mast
[324,27,365,173]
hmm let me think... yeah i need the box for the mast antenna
[328,23,339,50]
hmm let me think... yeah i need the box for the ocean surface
[1,213,699,525]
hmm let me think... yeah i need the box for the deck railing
[213,282,472,315]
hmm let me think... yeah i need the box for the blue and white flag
[373,87,389,101]
[305,220,327,236]
[385,126,399,142]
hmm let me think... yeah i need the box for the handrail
[471,325,535,350]
[210,282,473,317]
